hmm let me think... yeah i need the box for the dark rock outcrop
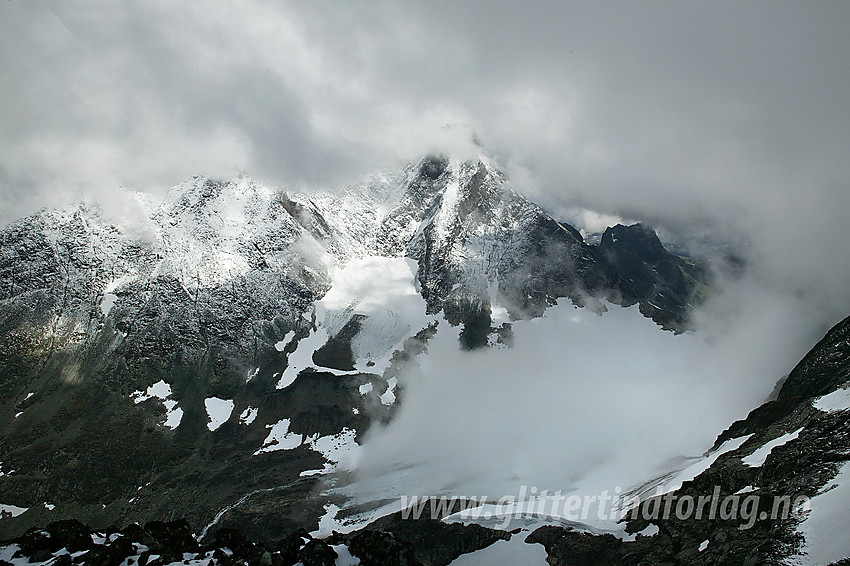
[596,223,707,331]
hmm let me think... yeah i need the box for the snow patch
[358,382,373,395]
[274,331,295,352]
[813,386,850,413]
[0,504,28,519]
[254,418,303,454]
[448,527,548,565]
[741,428,803,467]
[330,544,360,566]
[131,380,172,403]
[699,539,709,552]
[380,377,398,406]
[306,428,362,473]
[629,435,752,500]
[99,275,134,317]
[793,461,850,565]
[163,401,183,430]
[312,504,342,538]
[277,256,436,388]
[205,398,234,431]
[615,523,660,542]
[239,407,258,426]
[635,524,659,538]
[0,545,23,564]
[131,380,182,429]
[100,293,118,316]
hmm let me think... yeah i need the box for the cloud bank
[3,1,848,317]
[353,287,825,505]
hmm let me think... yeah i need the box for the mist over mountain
[0,150,847,564]
[2,2,850,565]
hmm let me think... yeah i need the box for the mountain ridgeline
[0,154,708,546]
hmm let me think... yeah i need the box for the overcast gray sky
[2,1,849,314]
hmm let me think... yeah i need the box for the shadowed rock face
[596,223,707,331]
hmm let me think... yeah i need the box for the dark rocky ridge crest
[0,514,512,566]
[595,222,708,331]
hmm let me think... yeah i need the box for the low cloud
[353,283,828,503]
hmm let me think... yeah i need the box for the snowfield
[277,255,435,389]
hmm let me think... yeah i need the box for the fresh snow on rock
[742,428,804,467]
[204,398,235,431]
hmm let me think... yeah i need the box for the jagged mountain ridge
[0,153,707,543]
